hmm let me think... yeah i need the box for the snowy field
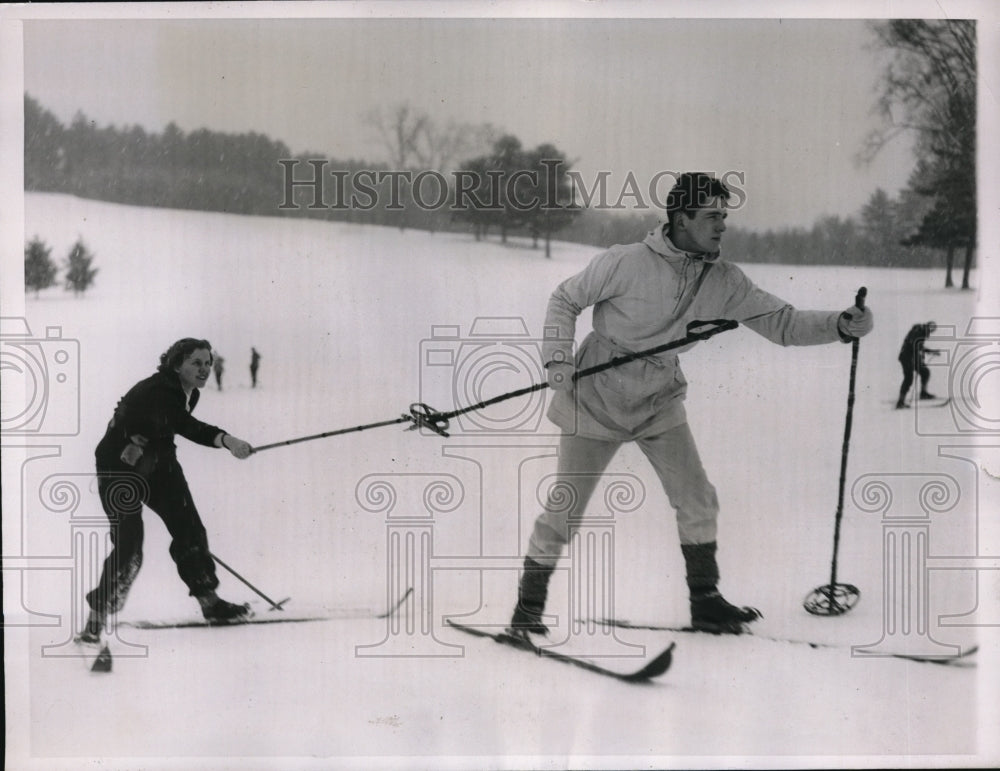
[5,192,999,769]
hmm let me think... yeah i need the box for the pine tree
[64,238,99,296]
[24,236,57,297]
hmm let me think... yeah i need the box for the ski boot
[919,391,937,400]
[198,591,253,624]
[74,612,104,645]
[690,588,762,634]
[508,556,554,638]
[682,541,761,635]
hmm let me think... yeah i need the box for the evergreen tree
[24,236,57,297]
[523,143,581,258]
[491,134,528,243]
[64,238,99,296]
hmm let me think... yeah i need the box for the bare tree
[366,102,498,172]
[413,119,500,174]
[365,103,428,169]
[861,20,976,288]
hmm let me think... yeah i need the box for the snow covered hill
[5,192,997,769]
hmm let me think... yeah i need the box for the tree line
[24,19,977,282]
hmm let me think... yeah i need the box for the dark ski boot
[682,542,761,634]
[509,556,554,637]
[690,589,762,634]
[74,608,105,644]
[198,592,252,624]
[919,391,937,400]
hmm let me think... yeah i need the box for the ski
[916,396,952,408]
[585,617,977,667]
[887,397,952,409]
[445,619,675,683]
[377,586,414,618]
[120,588,413,630]
[120,613,327,630]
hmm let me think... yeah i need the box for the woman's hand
[221,434,253,459]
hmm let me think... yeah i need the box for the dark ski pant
[898,358,930,403]
[526,423,719,567]
[86,458,219,615]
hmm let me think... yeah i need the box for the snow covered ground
[5,192,999,769]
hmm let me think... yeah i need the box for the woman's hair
[158,338,214,373]
[665,172,731,232]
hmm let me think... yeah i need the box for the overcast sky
[9,9,959,232]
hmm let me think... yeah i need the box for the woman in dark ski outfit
[78,338,254,642]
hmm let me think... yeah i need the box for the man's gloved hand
[838,305,874,340]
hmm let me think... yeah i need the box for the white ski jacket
[543,224,844,440]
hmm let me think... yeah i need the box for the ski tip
[377,586,414,619]
[91,645,113,673]
[626,641,675,682]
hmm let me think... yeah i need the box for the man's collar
[644,223,720,263]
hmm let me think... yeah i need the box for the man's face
[672,196,728,254]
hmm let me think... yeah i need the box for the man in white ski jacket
[511,172,874,635]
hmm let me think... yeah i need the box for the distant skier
[510,172,874,638]
[76,338,255,645]
[895,321,942,408]
[212,351,225,391]
[250,347,261,388]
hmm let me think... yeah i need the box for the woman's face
[175,348,213,391]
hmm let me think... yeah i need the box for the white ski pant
[526,423,719,567]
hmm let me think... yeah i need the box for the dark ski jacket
[95,369,225,474]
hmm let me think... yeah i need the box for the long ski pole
[251,318,739,451]
[425,318,738,431]
[804,287,866,616]
[251,415,413,454]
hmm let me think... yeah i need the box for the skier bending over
[511,172,874,636]
[895,321,941,408]
[77,338,255,643]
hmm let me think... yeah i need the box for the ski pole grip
[854,287,867,311]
